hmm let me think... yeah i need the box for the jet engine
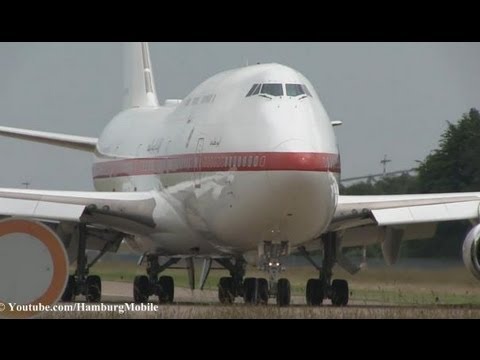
[463,224,480,280]
[0,218,69,318]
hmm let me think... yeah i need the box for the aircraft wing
[0,126,97,152]
[0,187,162,236]
[295,192,480,274]
[330,192,480,232]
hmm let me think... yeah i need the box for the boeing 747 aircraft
[0,43,479,317]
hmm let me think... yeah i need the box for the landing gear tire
[276,278,291,307]
[306,279,324,306]
[218,277,235,304]
[331,279,349,306]
[86,275,102,303]
[61,275,76,302]
[158,276,174,304]
[244,278,268,305]
[134,275,150,303]
[243,278,256,305]
[257,278,269,305]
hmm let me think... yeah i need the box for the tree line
[340,108,480,258]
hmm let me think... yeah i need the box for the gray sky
[0,42,479,191]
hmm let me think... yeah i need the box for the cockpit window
[246,83,311,98]
[251,84,261,95]
[286,84,305,97]
[301,85,312,97]
[260,83,283,97]
[246,84,260,97]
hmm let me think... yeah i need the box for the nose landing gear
[258,241,291,306]
[214,243,292,306]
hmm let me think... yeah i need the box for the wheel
[61,275,76,302]
[276,278,291,307]
[158,276,174,304]
[257,278,269,305]
[134,275,150,303]
[243,277,257,304]
[306,279,324,306]
[331,279,349,306]
[218,277,235,304]
[86,275,102,303]
[243,278,268,305]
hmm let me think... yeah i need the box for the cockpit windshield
[286,84,305,97]
[260,84,283,97]
[246,84,260,97]
[246,83,312,98]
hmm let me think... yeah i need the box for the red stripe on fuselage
[92,152,341,179]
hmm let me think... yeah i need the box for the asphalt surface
[100,281,391,306]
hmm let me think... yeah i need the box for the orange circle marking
[0,219,68,318]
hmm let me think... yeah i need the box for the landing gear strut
[301,232,349,306]
[61,224,104,303]
[133,256,179,304]
[215,258,246,304]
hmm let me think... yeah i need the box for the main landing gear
[300,232,349,306]
[214,233,350,307]
[133,256,179,304]
[61,224,104,303]
[215,258,246,304]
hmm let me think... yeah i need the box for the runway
[101,280,411,306]
[102,281,312,305]
[39,281,480,319]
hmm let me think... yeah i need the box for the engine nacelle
[0,218,69,318]
[463,224,480,280]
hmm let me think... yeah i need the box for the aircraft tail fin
[123,42,159,109]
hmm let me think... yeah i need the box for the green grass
[39,260,480,318]
[41,304,480,319]
[89,260,480,307]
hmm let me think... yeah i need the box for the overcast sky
[0,42,478,190]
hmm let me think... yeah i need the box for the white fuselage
[93,64,340,256]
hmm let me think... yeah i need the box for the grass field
[91,260,480,307]
[35,259,480,318]
[42,303,480,319]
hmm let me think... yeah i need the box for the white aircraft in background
[0,43,479,317]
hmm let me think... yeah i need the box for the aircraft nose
[262,140,337,244]
[272,138,313,153]
[267,138,323,195]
